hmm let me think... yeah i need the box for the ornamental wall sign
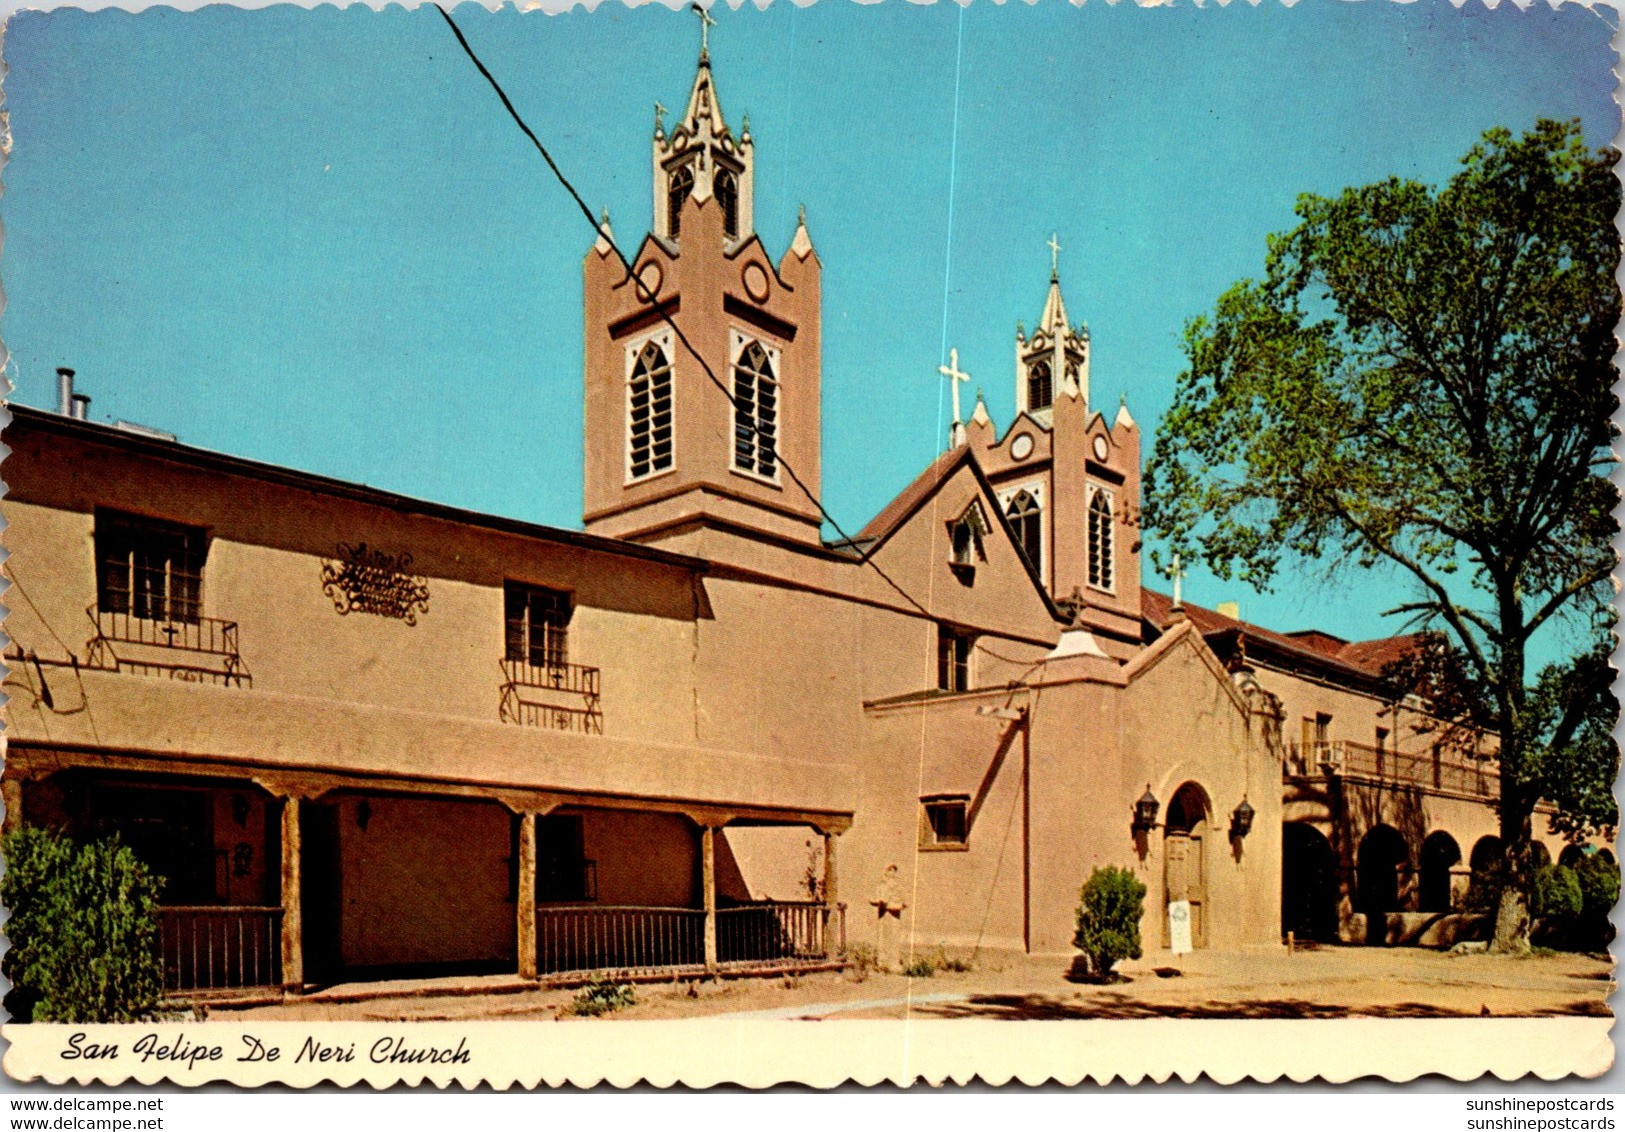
[320,542,432,625]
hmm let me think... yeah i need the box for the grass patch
[567,974,636,1017]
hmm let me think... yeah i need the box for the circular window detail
[742,261,772,304]
[1092,434,1110,461]
[1011,433,1035,461]
[637,260,663,300]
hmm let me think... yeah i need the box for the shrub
[1573,853,1619,949]
[2,827,164,1023]
[840,942,878,981]
[568,973,635,1017]
[900,956,936,979]
[1532,864,1583,919]
[1073,866,1146,981]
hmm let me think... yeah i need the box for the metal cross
[939,347,971,430]
[654,101,668,132]
[1170,551,1184,610]
[692,3,716,55]
[1047,232,1062,279]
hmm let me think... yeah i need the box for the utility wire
[434,4,935,621]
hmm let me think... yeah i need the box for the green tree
[1143,120,1619,952]
[2,827,165,1023]
[1073,866,1146,981]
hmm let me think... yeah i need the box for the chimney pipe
[71,392,91,420]
[56,368,75,416]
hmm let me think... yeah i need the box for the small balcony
[85,603,252,687]
[498,657,603,734]
[1286,740,1498,799]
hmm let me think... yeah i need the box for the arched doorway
[1282,823,1338,942]
[1163,782,1210,949]
[1357,825,1410,944]
[1419,831,1462,913]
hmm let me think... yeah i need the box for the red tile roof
[1140,589,1422,686]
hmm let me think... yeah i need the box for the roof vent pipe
[71,392,91,420]
[56,368,75,416]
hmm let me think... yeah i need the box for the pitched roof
[854,448,967,546]
[1140,588,1422,689]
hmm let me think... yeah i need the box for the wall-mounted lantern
[1132,786,1160,834]
[1230,797,1256,840]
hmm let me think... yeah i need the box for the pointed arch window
[1027,360,1053,411]
[628,340,674,480]
[1005,490,1042,572]
[732,340,778,479]
[668,164,695,239]
[1088,488,1115,591]
[714,167,739,240]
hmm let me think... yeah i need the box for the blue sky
[1,0,1616,648]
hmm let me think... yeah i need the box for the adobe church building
[1,41,1579,997]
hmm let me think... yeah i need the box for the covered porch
[3,745,851,1000]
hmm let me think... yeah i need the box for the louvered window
[1087,489,1114,591]
[628,340,674,479]
[732,340,778,479]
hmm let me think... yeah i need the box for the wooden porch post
[279,795,304,990]
[822,831,839,956]
[2,776,25,837]
[702,825,718,972]
[517,812,538,979]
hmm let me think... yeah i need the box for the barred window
[732,340,778,478]
[1027,359,1053,411]
[505,582,571,671]
[628,340,674,479]
[668,164,694,239]
[96,510,204,624]
[1005,490,1042,571]
[1087,489,1114,591]
[922,796,970,848]
[715,167,739,239]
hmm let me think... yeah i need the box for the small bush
[841,942,878,981]
[1532,864,1583,920]
[1573,853,1619,949]
[2,827,164,1023]
[568,973,635,1017]
[1463,862,1509,914]
[1073,866,1146,981]
[900,956,936,979]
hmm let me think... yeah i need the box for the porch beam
[702,825,718,972]
[517,812,538,980]
[279,796,304,990]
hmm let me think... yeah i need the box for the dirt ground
[207,943,1614,1023]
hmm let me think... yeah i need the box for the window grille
[96,510,205,624]
[732,340,778,478]
[1005,490,1042,571]
[1027,359,1053,410]
[1087,489,1114,590]
[505,583,572,671]
[628,340,674,479]
[715,167,739,239]
[668,164,694,239]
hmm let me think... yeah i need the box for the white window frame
[1087,484,1116,594]
[625,331,676,485]
[997,481,1047,579]
[728,330,783,486]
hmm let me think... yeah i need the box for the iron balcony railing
[85,604,252,687]
[498,657,603,734]
[158,905,282,992]
[1286,740,1498,799]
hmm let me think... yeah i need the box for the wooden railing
[536,905,704,975]
[533,901,845,976]
[158,905,282,992]
[1286,741,1497,799]
[717,900,841,964]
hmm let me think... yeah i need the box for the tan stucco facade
[1,46,1544,994]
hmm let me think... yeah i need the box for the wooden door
[1164,830,1208,949]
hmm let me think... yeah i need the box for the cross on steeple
[692,2,716,59]
[1170,552,1185,611]
[939,347,971,448]
[1047,232,1062,281]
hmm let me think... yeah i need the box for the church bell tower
[581,13,824,550]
